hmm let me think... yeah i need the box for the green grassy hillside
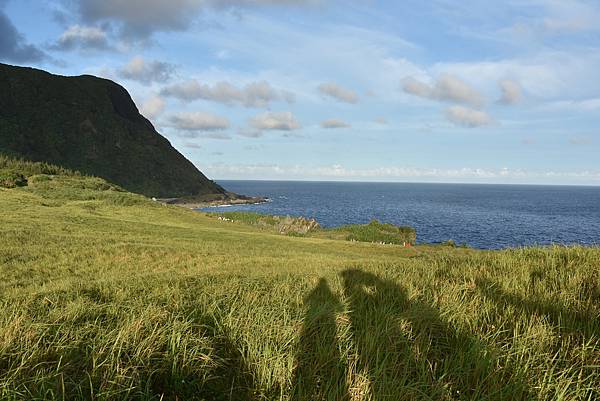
[0,163,598,400]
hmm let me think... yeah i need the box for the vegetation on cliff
[0,63,225,198]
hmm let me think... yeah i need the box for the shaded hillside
[0,63,226,198]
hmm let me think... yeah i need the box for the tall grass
[0,154,77,178]
[0,171,598,400]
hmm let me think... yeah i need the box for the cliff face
[0,63,226,198]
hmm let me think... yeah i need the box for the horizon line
[209,178,600,188]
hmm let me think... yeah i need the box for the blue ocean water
[201,180,600,250]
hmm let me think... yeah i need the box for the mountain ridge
[0,62,226,198]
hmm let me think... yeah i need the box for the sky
[1,0,600,185]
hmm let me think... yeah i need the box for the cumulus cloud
[76,0,203,39]
[321,118,351,129]
[250,111,300,131]
[402,74,484,107]
[498,79,522,105]
[401,77,432,98]
[317,82,359,104]
[435,75,484,106]
[168,111,230,131]
[118,56,175,84]
[71,0,319,40]
[139,95,166,120]
[445,106,493,127]
[161,79,293,108]
[53,25,109,51]
[0,10,45,62]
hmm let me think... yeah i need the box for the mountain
[0,63,226,198]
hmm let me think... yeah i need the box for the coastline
[157,192,269,209]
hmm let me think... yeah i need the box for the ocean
[200,180,600,250]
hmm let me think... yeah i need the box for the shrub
[337,219,416,245]
[0,169,28,188]
[0,154,76,177]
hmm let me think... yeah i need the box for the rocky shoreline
[157,192,269,209]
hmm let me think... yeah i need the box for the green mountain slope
[0,63,225,198]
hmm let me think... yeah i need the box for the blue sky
[1,0,599,184]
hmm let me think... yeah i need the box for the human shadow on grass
[341,269,533,401]
[291,278,350,401]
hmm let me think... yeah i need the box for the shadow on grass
[134,309,263,401]
[476,277,600,340]
[291,278,349,401]
[341,269,533,401]
[191,318,260,401]
[0,312,260,401]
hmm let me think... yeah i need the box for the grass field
[1,170,599,400]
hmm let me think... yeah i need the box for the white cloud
[321,118,351,129]
[72,0,320,40]
[435,74,484,106]
[76,0,202,39]
[445,106,493,127]
[543,98,600,112]
[402,74,492,126]
[249,111,300,131]
[244,81,279,107]
[161,79,293,108]
[201,132,232,140]
[160,80,204,101]
[168,111,230,131]
[184,13,422,106]
[140,95,165,120]
[54,25,109,50]
[201,163,600,184]
[401,77,432,98]
[237,128,263,138]
[118,56,175,84]
[498,79,522,105]
[569,136,592,145]
[317,82,359,104]
[432,49,600,101]
[402,74,484,107]
[509,0,600,37]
